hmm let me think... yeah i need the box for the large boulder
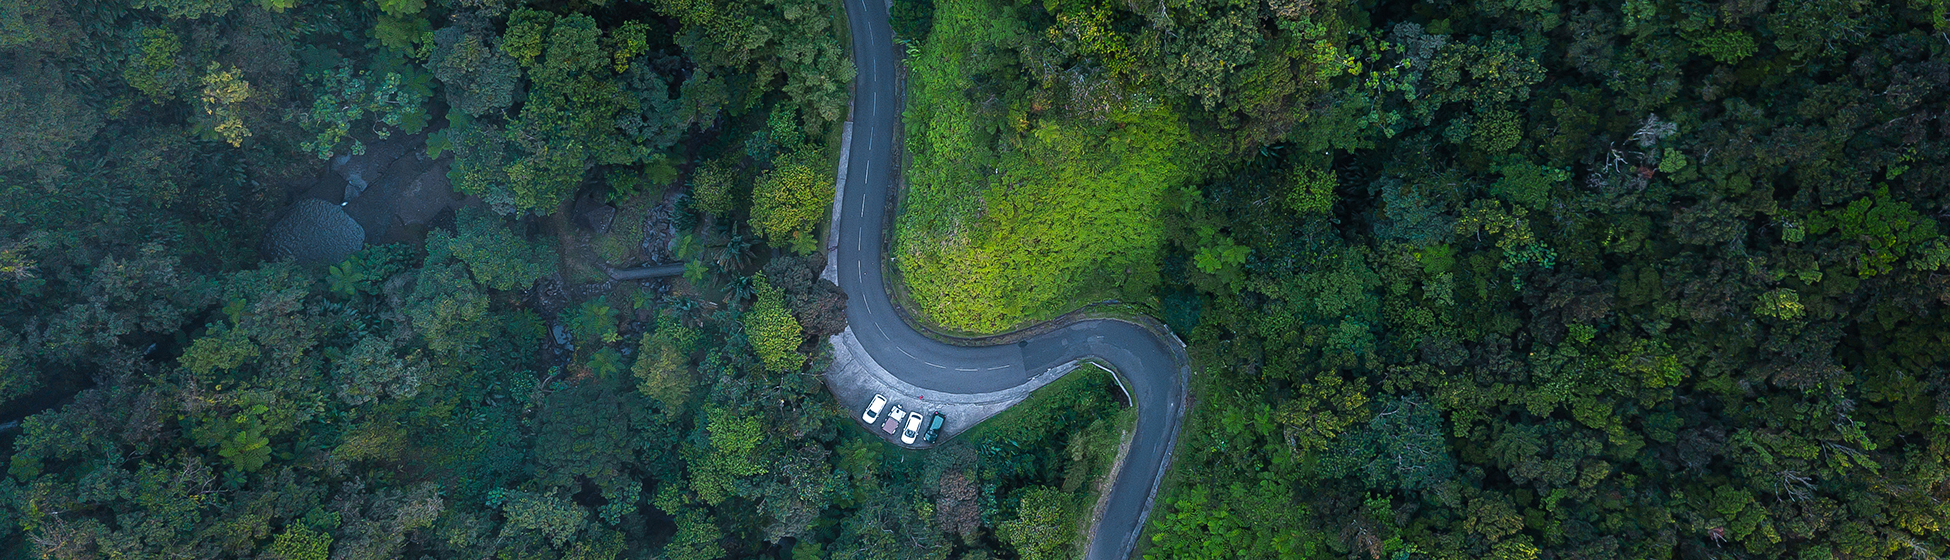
[575,193,616,234]
[264,199,365,264]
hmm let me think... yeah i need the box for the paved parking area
[821,328,1077,448]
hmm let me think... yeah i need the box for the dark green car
[922,413,946,443]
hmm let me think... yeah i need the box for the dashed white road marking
[923,361,946,369]
[986,365,1010,371]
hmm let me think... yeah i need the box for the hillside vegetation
[897,0,1202,333]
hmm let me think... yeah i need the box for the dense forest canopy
[891,0,1950,557]
[3,0,1950,558]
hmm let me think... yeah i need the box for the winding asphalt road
[833,0,1190,557]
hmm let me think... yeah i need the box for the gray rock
[576,195,616,234]
[264,199,365,264]
[343,172,368,203]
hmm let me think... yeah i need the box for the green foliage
[690,156,740,216]
[1321,395,1453,491]
[1274,372,1371,452]
[597,188,654,263]
[890,0,935,42]
[895,0,1206,332]
[373,13,432,54]
[429,26,519,117]
[1489,160,1569,209]
[429,207,556,291]
[684,259,709,284]
[265,524,333,560]
[1809,189,1941,278]
[568,299,621,346]
[664,509,726,560]
[1754,288,1804,321]
[327,245,412,299]
[180,326,259,376]
[1146,483,1321,560]
[1691,30,1758,64]
[743,273,805,373]
[501,490,587,548]
[402,263,491,356]
[998,486,1074,560]
[125,28,187,100]
[1471,108,1523,153]
[587,348,625,380]
[749,148,833,255]
[375,0,423,16]
[134,0,239,18]
[1612,338,1682,388]
[448,9,664,214]
[197,63,252,147]
[192,403,276,472]
[0,338,32,407]
[0,2,953,559]
[1420,35,1546,119]
[766,104,806,150]
[296,66,431,159]
[690,408,768,505]
[333,335,425,406]
[634,314,700,411]
[1287,168,1337,214]
[1656,147,1689,173]
[1192,227,1250,275]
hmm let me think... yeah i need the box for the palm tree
[715,231,755,272]
[660,293,702,327]
[723,275,756,307]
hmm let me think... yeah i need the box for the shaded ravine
[830,0,1191,557]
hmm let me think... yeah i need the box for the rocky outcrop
[264,199,365,264]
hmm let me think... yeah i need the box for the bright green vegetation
[0,1,1114,559]
[892,0,1950,559]
[749,147,836,255]
[896,0,1202,333]
[743,273,806,373]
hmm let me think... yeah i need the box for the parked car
[882,405,905,435]
[901,411,925,444]
[860,394,888,424]
[922,413,946,443]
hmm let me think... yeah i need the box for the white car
[861,394,888,424]
[901,411,925,444]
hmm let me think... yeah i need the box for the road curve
[833,0,1190,557]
